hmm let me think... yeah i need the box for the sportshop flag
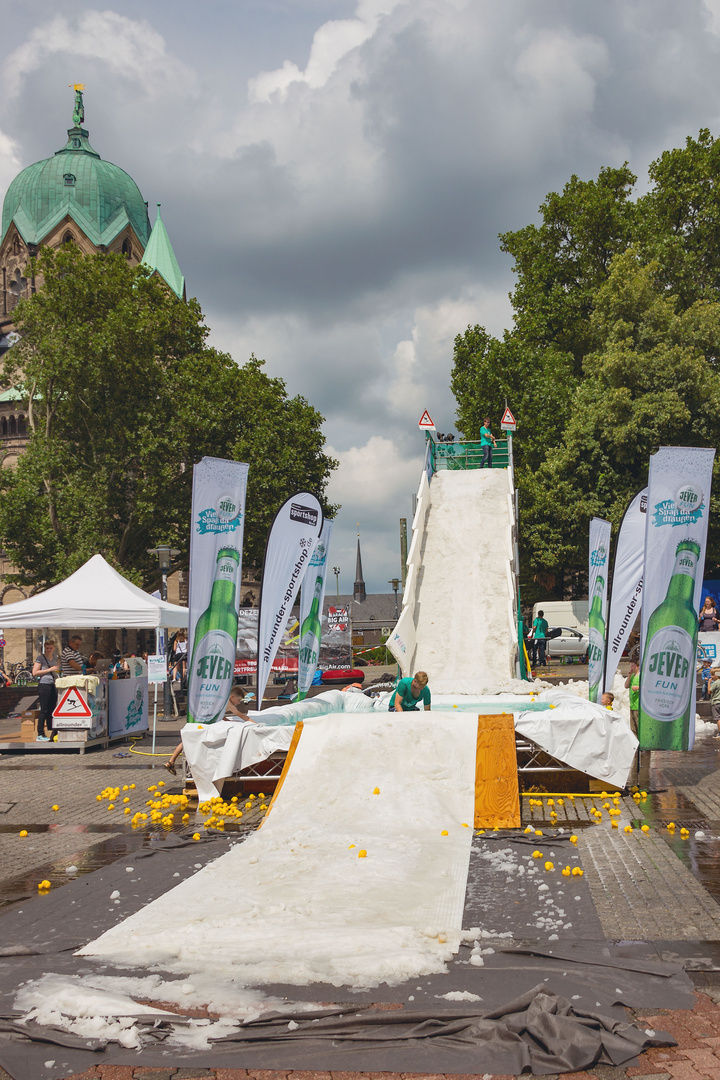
[639,447,715,752]
[604,488,647,693]
[297,519,333,701]
[257,493,323,705]
[588,517,611,702]
[187,457,249,725]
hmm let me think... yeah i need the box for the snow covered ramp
[392,467,517,693]
[79,712,479,988]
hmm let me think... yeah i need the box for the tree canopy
[451,130,720,600]
[0,246,337,589]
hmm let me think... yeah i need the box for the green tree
[523,251,720,578]
[0,246,336,589]
[452,131,720,595]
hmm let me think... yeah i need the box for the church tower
[0,86,185,460]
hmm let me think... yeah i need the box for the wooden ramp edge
[474,713,520,829]
[261,720,303,825]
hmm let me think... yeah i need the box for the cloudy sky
[3,0,720,591]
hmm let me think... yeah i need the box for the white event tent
[0,554,188,629]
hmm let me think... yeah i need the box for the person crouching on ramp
[389,671,431,712]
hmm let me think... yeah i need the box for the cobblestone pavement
[3,735,720,1079]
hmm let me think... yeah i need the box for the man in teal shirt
[390,671,431,712]
[480,416,497,469]
[530,610,549,666]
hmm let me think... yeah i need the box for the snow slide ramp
[79,711,480,988]
[390,467,517,693]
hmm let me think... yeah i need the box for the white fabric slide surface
[80,712,478,988]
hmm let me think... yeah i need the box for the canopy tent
[0,554,188,629]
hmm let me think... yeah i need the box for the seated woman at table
[164,686,256,775]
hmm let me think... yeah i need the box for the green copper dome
[1,93,150,249]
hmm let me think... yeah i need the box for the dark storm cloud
[3,0,720,588]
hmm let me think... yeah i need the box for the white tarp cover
[242,686,637,789]
[0,554,188,629]
[81,712,478,989]
[516,688,638,789]
[182,720,294,802]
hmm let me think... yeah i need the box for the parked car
[547,626,589,658]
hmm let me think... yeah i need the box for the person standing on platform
[480,417,497,469]
[32,640,59,741]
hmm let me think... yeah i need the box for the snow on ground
[80,712,478,989]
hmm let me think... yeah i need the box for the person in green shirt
[480,417,497,469]
[530,610,549,666]
[624,660,640,736]
[708,666,720,737]
[390,671,431,712]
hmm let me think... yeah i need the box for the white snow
[412,469,518,692]
[438,990,483,1001]
[80,712,478,989]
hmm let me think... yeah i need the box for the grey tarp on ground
[0,832,685,1080]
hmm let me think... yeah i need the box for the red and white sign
[53,686,92,719]
[500,407,517,431]
[418,410,435,429]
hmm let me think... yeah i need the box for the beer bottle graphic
[587,574,606,703]
[298,573,324,696]
[639,539,700,750]
[187,546,240,724]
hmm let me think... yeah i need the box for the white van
[530,600,589,658]
[532,600,588,632]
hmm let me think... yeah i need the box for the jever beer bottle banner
[639,447,715,751]
[187,457,249,725]
[588,517,611,703]
[257,492,323,706]
[604,487,647,693]
[297,520,333,700]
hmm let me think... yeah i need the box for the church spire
[142,204,186,300]
[353,526,366,603]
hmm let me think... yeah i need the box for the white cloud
[248,0,403,103]
[0,129,21,197]
[3,11,192,99]
[4,0,720,588]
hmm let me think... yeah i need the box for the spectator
[709,666,720,738]
[171,630,188,685]
[530,610,549,666]
[32,640,59,741]
[601,691,614,709]
[61,635,85,675]
[699,596,720,632]
[624,661,640,735]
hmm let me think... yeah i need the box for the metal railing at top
[429,436,510,473]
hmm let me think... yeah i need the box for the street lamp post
[388,578,400,620]
[332,566,341,598]
[148,545,180,719]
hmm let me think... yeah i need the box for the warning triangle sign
[500,407,516,430]
[53,686,92,719]
[418,410,435,429]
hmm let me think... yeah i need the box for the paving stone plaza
[2,717,720,1080]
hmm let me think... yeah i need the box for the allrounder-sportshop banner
[588,516,611,703]
[186,456,249,725]
[639,447,715,751]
